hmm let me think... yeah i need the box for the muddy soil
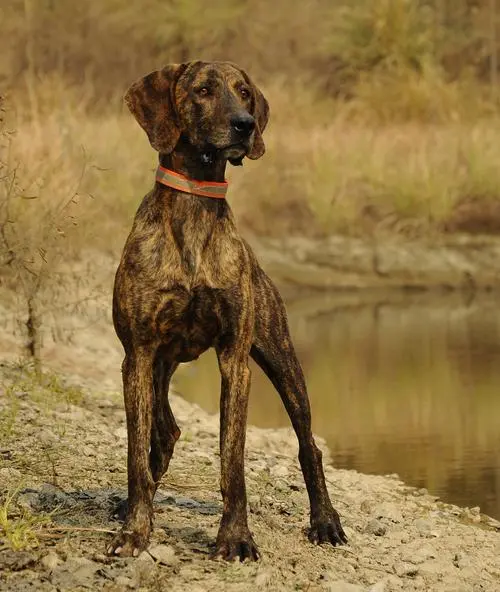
[0,362,499,592]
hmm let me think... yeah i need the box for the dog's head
[124,61,269,164]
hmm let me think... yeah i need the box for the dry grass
[4,77,500,248]
[3,0,500,248]
[0,487,51,551]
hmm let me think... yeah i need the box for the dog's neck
[155,137,234,264]
[159,136,227,183]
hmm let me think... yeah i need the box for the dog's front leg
[108,347,155,557]
[212,346,259,562]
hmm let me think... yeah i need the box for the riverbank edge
[250,233,500,294]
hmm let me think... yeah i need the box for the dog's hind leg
[150,355,180,486]
[250,273,347,547]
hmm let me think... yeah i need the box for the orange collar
[156,166,228,199]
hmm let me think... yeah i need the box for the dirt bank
[251,234,500,293]
[0,363,499,592]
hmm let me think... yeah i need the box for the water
[175,291,500,520]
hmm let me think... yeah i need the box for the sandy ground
[0,361,499,592]
[1,239,500,591]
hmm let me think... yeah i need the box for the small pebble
[40,551,61,572]
[148,544,178,566]
[364,518,387,536]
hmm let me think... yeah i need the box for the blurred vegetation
[2,0,500,111]
[0,111,103,373]
[2,0,500,248]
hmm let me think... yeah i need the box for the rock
[372,502,403,523]
[40,551,61,571]
[400,544,436,564]
[372,503,403,523]
[484,515,500,530]
[16,490,40,512]
[137,550,155,563]
[418,559,448,580]
[130,556,158,587]
[323,581,366,592]
[148,544,178,566]
[461,507,482,524]
[415,518,439,537]
[274,478,289,492]
[115,575,133,588]
[0,549,36,571]
[270,464,289,478]
[369,577,403,592]
[248,494,262,515]
[82,444,95,456]
[0,467,21,480]
[453,552,473,570]
[364,518,387,536]
[51,557,100,589]
[172,495,220,515]
[113,426,128,439]
[393,562,419,578]
[38,428,57,444]
[388,529,410,544]
[154,490,176,505]
[255,566,273,586]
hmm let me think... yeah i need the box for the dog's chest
[171,223,245,289]
[153,284,240,362]
[114,204,250,358]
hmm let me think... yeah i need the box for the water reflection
[175,292,500,520]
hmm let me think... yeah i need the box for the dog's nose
[231,114,255,137]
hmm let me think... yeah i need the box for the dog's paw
[308,510,347,547]
[106,528,148,558]
[211,534,260,562]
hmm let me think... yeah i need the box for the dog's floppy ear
[240,72,269,160]
[124,63,188,154]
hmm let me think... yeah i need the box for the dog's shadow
[110,489,221,521]
[16,484,220,554]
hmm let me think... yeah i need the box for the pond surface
[175,291,500,520]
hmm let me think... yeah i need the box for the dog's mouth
[200,141,250,166]
[220,143,248,165]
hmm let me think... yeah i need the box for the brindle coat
[109,60,346,561]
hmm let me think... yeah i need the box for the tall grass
[4,79,500,245]
[2,0,500,253]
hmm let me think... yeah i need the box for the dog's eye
[198,87,210,96]
[240,88,250,99]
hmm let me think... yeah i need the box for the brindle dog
[109,60,346,561]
